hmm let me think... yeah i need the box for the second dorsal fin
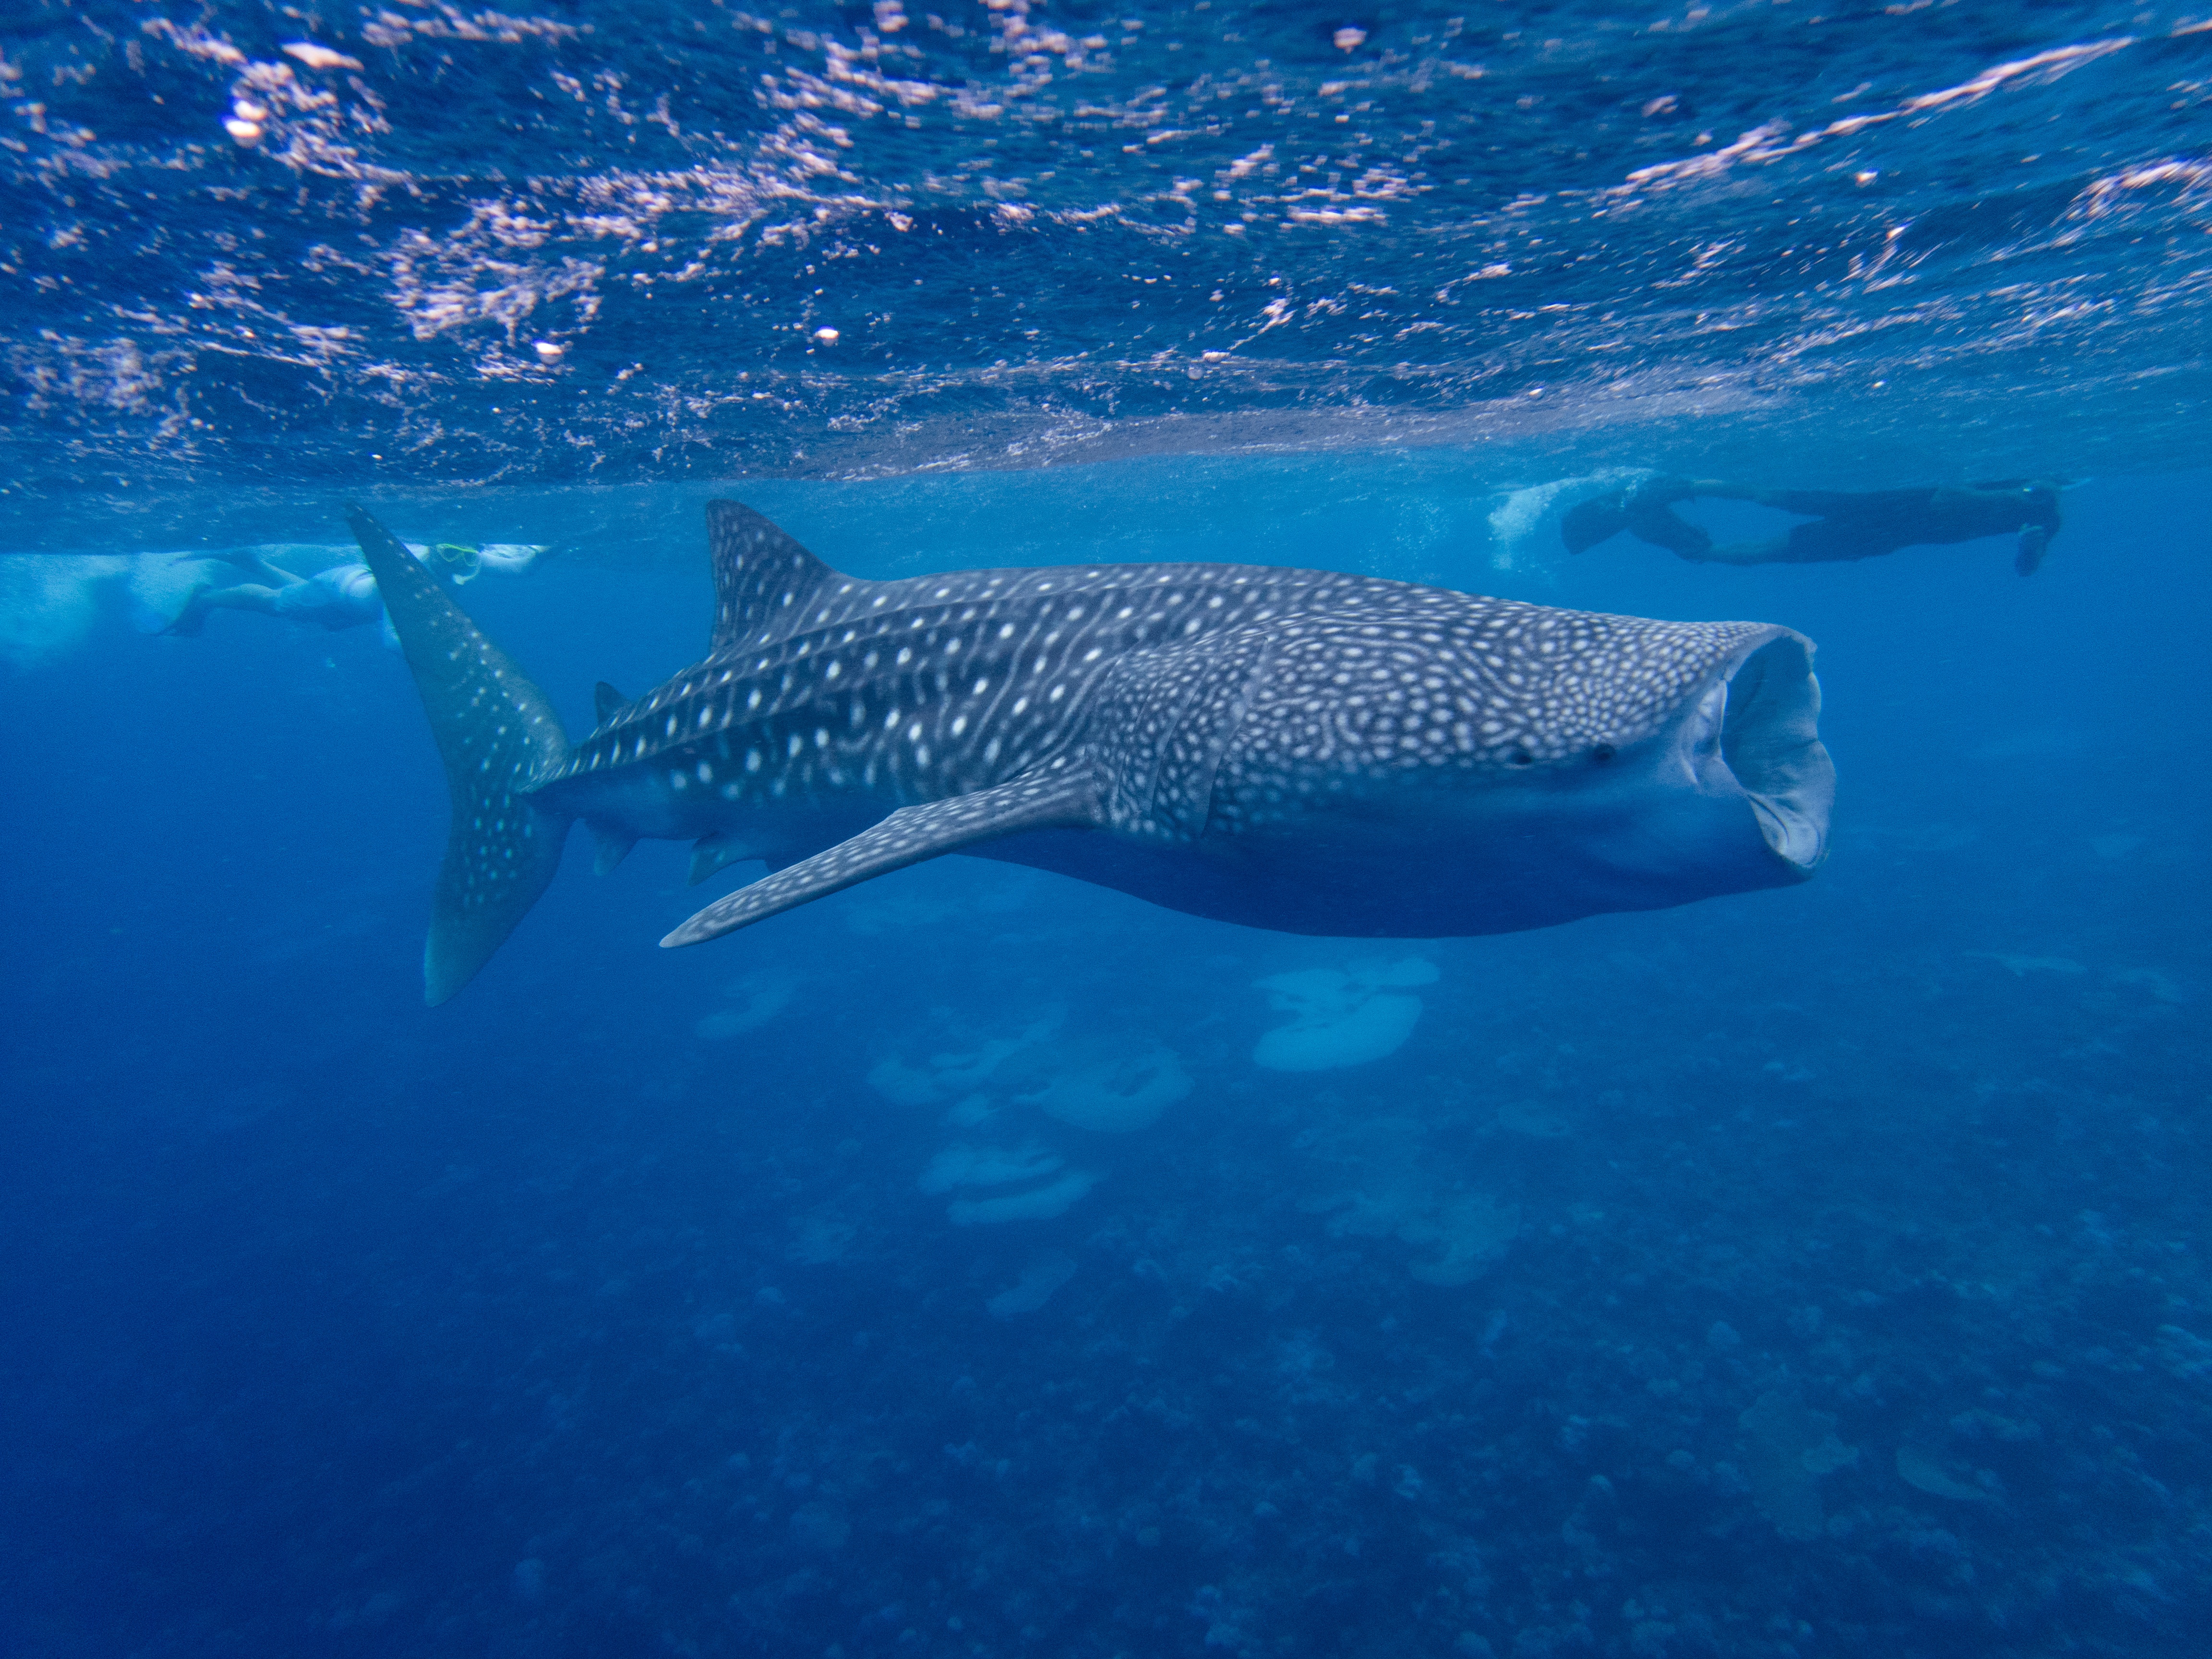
[593,681,626,724]
[705,500,840,653]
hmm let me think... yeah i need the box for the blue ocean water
[4,5,2211,1658]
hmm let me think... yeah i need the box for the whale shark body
[347,501,1835,1004]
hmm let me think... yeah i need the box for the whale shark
[346,500,1834,1004]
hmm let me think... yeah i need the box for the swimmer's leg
[1561,488,1631,554]
[162,582,287,635]
[1621,501,1712,559]
[1780,517,1903,563]
[1679,536,1794,566]
[1670,479,1764,504]
[2015,525,2051,577]
[172,548,304,588]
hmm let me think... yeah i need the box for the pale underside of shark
[346,500,1835,1004]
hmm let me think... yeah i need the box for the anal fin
[589,822,638,876]
[661,767,1103,947]
[688,831,763,887]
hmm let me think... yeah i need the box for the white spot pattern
[365,485,1829,1010]
[543,506,1775,861]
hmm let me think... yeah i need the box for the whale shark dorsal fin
[593,681,626,724]
[704,500,842,653]
[661,766,1104,947]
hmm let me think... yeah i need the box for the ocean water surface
[4,3,2211,1657]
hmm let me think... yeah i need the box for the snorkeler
[1562,477,2064,576]
[158,539,549,647]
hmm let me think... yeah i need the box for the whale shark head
[1197,610,1835,937]
[1522,625,1832,916]
[1667,629,1832,874]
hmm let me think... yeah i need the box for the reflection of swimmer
[1563,477,2064,575]
[160,541,547,647]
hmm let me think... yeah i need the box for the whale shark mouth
[1690,632,1835,874]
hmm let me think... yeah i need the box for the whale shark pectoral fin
[660,766,1104,947]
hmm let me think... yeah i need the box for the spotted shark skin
[349,500,1834,1003]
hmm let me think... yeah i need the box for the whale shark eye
[1591,743,1616,764]
[1508,748,1534,767]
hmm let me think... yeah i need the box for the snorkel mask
[430,542,483,584]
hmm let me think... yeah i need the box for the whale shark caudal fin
[345,506,575,1005]
[661,766,1105,948]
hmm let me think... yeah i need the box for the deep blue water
[6,4,2212,1658]
[6,464,2209,1656]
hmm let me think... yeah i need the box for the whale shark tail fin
[346,505,575,1005]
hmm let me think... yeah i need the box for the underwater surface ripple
[3,0,2210,533]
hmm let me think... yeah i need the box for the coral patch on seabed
[1401,1193,1524,1287]
[787,1209,856,1265]
[866,1014,1065,1109]
[1495,1099,1575,1138]
[875,1013,1197,1225]
[986,1250,1078,1317]
[695,972,798,1041]
[917,1143,1064,1197]
[1016,1043,1191,1134]
[947,1170,1098,1226]
[917,1141,1099,1224]
[1738,1392,1859,1540]
[1297,1115,1521,1286]
[1252,958,1440,1071]
[1896,1444,1996,1504]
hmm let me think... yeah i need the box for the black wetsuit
[1563,477,2063,574]
[1740,483,2061,564]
